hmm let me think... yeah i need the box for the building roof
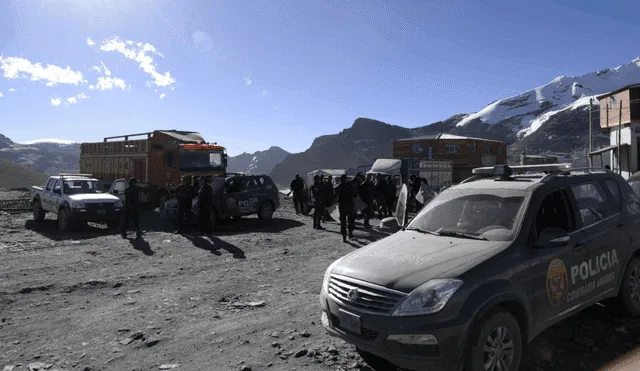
[596,84,640,100]
[394,133,505,143]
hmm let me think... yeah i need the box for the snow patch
[518,96,594,137]
[21,138,76,145]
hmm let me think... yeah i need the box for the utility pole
[588,98,593,166]
[606,103,610,170]
[618,100,623,176]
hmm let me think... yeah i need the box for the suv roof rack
[59,173,94,178]
[472,163,572,175]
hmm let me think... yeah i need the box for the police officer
[196,177,214,235]
[385,176,396,217]
[374,174,388,218]
[289,174,305,215]
[321,175,334,222]
[335,174,357,242]
[121,177,142,239]
[356,172,374,229]
[174,176,195,234]
[311,175,326,229]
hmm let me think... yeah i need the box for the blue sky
[0,0,639,156]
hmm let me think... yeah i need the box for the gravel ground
[0,196,639,371]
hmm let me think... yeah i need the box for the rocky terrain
[228,146,291,175]
[0,195,639,371]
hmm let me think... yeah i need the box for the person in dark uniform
[322,175,334,222]
[289,174,305,215]
[385,176,396,217]
[174,176,195,234]
[196,177,214,235]
[356,172,374,229]
[121,177,141,238]
[335,174,357,242]
[311,175,326,229]
[374,174,388,218]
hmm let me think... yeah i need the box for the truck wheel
[258,202,274,220]
[58,208,72,233]
[618,256,640,316]
[465,309,522,371]
[355,349,399,371]
[32,200,45,222]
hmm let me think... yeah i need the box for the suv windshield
[63,180,102,195]
[407,189,529,241]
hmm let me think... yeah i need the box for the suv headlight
[322,258,343,294]
[71,201,86,209]
[114,200,123,208]
[392,279,463,316]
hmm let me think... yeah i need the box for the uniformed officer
[197,177,214,235]
[174,176,195,234]
[311,175,326,230]
[356,172,374,229]
[121,177,142,239]
[335,174,357,242]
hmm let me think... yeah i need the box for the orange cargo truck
[79,130,227,209]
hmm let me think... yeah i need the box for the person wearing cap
[174,176,195,234]
[335,174,357,242]
[310,175,326,229]
[121,177,142,238]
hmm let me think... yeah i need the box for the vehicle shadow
[521,302,640,370]
[126,236,154,256]
[24,219,119,241]
[213,217,305,236]
[184,234,246,259]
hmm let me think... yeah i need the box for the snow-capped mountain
[228,146,290,175]
[0,135,80,175]
[457,57,640,138]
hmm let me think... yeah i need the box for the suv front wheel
[258,202,274,220]
[466,309,522,371]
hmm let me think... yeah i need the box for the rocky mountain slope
[0,158,49,189]
[227,146,290,175]
[271,58,640,186]
[0,135,80,176]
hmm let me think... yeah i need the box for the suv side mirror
[112,190,119,195]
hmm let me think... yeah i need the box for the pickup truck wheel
[618,257,640,316]
[465,309,522,371]
[58,208,72,232]
[32,201,45,222]
[258,202,274,220]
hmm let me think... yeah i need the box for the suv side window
[603,179,621,208]
[52,180,62,193]
[570,181,615,226]
[534,189,574,241]
[45,179,54,191]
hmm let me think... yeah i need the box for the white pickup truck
[30,174,124,232]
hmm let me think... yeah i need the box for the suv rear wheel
[258,202,274,220]
[618,256,640,316]
[466,309,522,371]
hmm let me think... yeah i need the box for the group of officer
[119,175,215,238]
[296,172,398,243]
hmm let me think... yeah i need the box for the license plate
[338,309,361,335]
[97,210,106,215]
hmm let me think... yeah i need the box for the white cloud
[159,93,167,100]
[93,36,175,88]
[91,65,102,74]
[244,77,252,86]
[87,38,96,46]
[51,98,62,106]
[0,56,86,87]
[8,88,15,92]
[89,76,127,91]
[261,89,268,97]
[101,62,111,76]
[0,92,3,97]
[67,92,89,104]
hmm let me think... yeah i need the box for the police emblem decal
[546,258,569,307]
[347,288,359,303]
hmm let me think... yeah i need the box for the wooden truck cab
[80,130,227,208]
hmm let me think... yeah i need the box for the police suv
[319,164,640,371]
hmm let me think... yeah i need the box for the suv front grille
[328,274,407,315]
[85,202,115,211]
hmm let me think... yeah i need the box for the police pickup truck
[31,174,124,232]
[320,164,640,371]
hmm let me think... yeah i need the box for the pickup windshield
[179,150,225,171]
[63,180,102,195]
[406,189,528,241]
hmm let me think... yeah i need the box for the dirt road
[1,196,639,371]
